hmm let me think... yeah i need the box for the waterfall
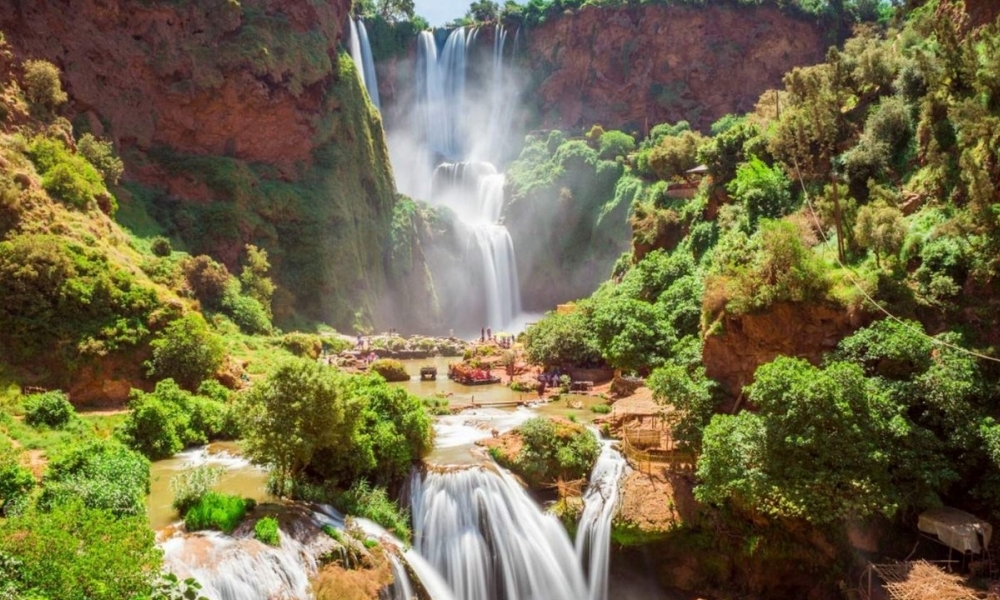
[357,20,381,110]
[576,437,629,600]
[410,467,589,600]
[161,530,317,600]
[348,19,380,110]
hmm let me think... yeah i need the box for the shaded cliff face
[525,5,828,132]
[0,0,399,329]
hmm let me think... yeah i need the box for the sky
[413,0,470,27]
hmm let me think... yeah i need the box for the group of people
[537,369,566,387]
[480,327,514,348]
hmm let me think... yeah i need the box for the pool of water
[147,442,273,530]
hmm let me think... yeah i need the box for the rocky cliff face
[0,0,398,329]
[702,302,869,398]
[525,4,828,132]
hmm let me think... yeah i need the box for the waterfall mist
[384,25,528,335]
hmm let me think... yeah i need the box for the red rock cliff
[0,0,400,330]
[0,0,348,169]
[525,4,829,131]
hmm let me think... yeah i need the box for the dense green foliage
[522,309,601,368]
[38,439,150,517]
[507,417,600,486]
[369,358,410,382]
[118,378,235,459]
[254,516,281,546]
[237,360,432,495]
[0,501,161,600]
[23,391,75,428]
[146,314,226,391]
[183,492,254,534]
[332,480,411,542]
[171,465,223,515]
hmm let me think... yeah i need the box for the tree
[854,200,905,266]
[648,362,715,448]
[147,313,226,391]
[522,309,602,368]
[237,359,363,496]
[376,0,415,22]
[696,357,950,524]
[644,130,706,181]
[726,156,795,228]
[467,0,499,21]
[77,134,124,185]
[239,244,275,320]
[38,439,150,517]
[598,130,636,160]
[22,59,67,114]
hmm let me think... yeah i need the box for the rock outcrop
[702,302,869,398]
[525,4,829,132]
[0,0,398,329]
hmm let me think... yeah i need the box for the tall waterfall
[576,437,629,600]
[394,26,523,332]
[410,467,589,600]
[347,18,380,110]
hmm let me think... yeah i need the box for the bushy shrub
[254,516,280,546]
[38,440,150,517]
[183,492,253,534]
[369,358,409,382]
[221,280,272,335]
[182,255,232,310]
[146,313,226,390]
[281,332,323,359]
[0,500,160,600]
[150,236,172,257]
[170,465,222,515]
[22,60,67,112]
[118,379,232,459]
[332,481,410,542]
[77,134,124,185]
[598,130,636,160]
[28,138,108,210]
[23,391,74,428]
[0,452,34,514]
[523,309,601,368]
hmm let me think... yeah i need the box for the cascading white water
[576,437,629,600]
[410,467,589,600]
[348,19,365,88]
[161,530,317,600]
[390,26,525,332]
[357,20,381,110]
[348,19,381,110]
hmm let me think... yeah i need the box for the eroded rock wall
[524,4,829,132]
[0,0,399,329]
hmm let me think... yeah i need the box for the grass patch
[183,492,254,534]
[332,481,410,543]
[590,403,612,414]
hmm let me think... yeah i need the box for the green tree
[854,199,905,266]
[597,130,636,160]
[644,130,706,181]
[239,244,275,320]
[23,390,75,428]
[726,156,795,228]
[377,0,415,22]
[77,134,124,185]
[0,501,161,600]
[237,359,363,496]
[648,362,716,448]
[467,0,499,21]
[523,309,601,368]
[22,59,67,114]
[146,313,226,391]
[696,357,950,524]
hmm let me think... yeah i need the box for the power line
[791,160,1000,365]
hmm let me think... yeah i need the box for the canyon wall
[524,4,829,133]
[0,0,398,330]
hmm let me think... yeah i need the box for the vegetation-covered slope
[0,0,398,331]
[522,1,1000,595]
